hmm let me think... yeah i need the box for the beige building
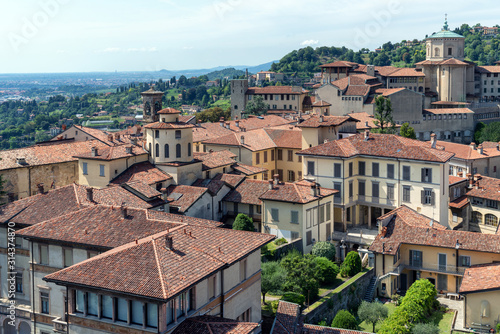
[370,206,500,298]
[297,115,358,150]
[448,175,470,230]
[466,175,500,234]
[476,65,500,102]
[256,71,285,85]
[297,132,454,230]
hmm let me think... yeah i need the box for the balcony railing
[53,317,68,333]
[388,260,467,276]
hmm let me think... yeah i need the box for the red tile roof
[72,125,119,146]
[223,179,271,205]
[460,263,500,293]
[44,224,274,300]
[172,316,259,334]
[203,129,276,152]
[347,112,399,130]
[194,150,236,170]
[449,175,467,185]
[109,161,172,186]
[301,325,371,333]
[272,301,301,334]
[143,122,194,129]
[386,68,425,77]
[319,61,358,68]
[416,59,469,66]
[312,100,331,107]
[265,128,302,149]
[0,140,109,171]
[467,176,500,202]
[373,88,406,96]
[124,180,162,198]
[212,173,246,188]
[157,107,181,114]
[231,163,268,176]
[432,140,500,160]
[74,144,147,161]
[298,133,454,163]
[297,115,357,128]
[449,195,469,209]
[260,180,337,204]
[246,86,308,95]
[370,206,500,255]
[191,178,227,195]
[166,185,208,212]
[476,66,500,74]
[423,108,474,115]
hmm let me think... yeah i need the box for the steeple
[443,13,448,31]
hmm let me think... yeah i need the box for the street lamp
[340,238,347,261]
[455,239,460,277]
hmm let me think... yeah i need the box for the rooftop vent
[91,147,98,157]
[16,157,27,165]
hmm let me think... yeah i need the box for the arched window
[188,143,191,157]
[144,102,151,114]
[164,144,169,158]
[473,211,482,224]
[155,143,159,157]
[485,214,498,226]
[434,47,440,57]
[176,144,181,158]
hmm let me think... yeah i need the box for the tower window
[176,144,181,158]
[448,47,452,56]
[175,130,181,139]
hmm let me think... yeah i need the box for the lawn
[358,302,396,332]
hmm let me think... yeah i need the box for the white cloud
[182,46,194,50]
[127,47,158,53]
[301,39,319,46]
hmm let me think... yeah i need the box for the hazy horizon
[0,0,498,74]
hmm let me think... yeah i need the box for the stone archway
[18,321,31,334]
[3,319,16,334]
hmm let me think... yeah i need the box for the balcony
[53,317,68,333]
[388,261,467,276]
[347,195,397,207]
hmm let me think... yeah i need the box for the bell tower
[141,88,164,123]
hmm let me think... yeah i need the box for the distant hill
[205,68,245,80]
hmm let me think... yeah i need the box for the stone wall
[303,268,374,325]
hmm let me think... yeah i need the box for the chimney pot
[319,115,324,123]
[165,235,173,250]
[91,147,98,157]
[311,183,318,197]
[121,206,127,219]
[108,134,113,141]
[268,180,273,190]
[273,174,279,185]
[37,183,44,194]
[470,142,476,150]
[240,135,245,145]
[478,144,484,155]
[364,129,370,141]
[365,121,369,127]
[430,133,437,149]
[86,187,94,202]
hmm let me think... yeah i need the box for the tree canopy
[232,213,254,231]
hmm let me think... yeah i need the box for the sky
[0,0,498,73]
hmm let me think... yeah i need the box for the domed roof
[428,30,464,39]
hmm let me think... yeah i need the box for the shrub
[270,300,279,315]
[312,241,336,261]
[340,265,351,278]
[232,213,254,231]
[261,261,287,304]
[281,252,319,300]
[281,292,305,306]
[391,293,402,306]
[331,310,358,330]
[358,301,389,333]
[496,323,500,334]
[412,323,439,334]
[341,251,362,277]
[274,237,288,246]
[314,257,340,284]
[317,320,328,327]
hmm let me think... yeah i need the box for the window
[116,298,128,322]
[146,303,158,328]
[458,255,471,267]
[487,200,498,209]
[63,248,73,268]
[15,272,23,293]
[277,149,283,160]
[348,162,353,177]
[372,182,379,199]
[287,150,293,162]
[131,300,144,325]
[88,251,99,259]
[88,292,98,316]
[372,162,379,177]
[473,211,482,224]
[307,161,315,176]
[387,184,395,200]
[421,188,434,205]
[264,151,268,163]
[319,205,325,223]
[403,186,411,202]
[346,207,351,221]
[326,202,331,221]
[421,168,432,183]
[437,274,447,291]
[101,295,113,319]
[306,231,312,246]
[359,161,365,175]
[387,164,394,179]
[409,250,423,268]
[155,143,159,157]
[288,170,295,182]
[485,214,498,226]
[298,171,302,180]
[358,180,365,196]
[349,181,353,198]
[155,130,159,138]
[175,130,181,139]
[239,259,247,282]
[99,164,105,177]
[82,162,88,175]
[291,211,299,224]
[448,47,452,55]
[403,166,410,181]
[187,143,191,157]
[208,275,216,299]
[39,244,49,265]
[256,152,260,164]
[164,144,169,158]
[271,150,275,161]
[271,208,279,221]
[334,163,341,178]
[333,182,341,202]
[176,144,181,158]
[15,236,23,249]
[75,290,85,313]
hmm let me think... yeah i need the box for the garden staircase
[363,276,378,302]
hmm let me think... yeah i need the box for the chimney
[125,146,133,154]
[364,129,370,141]
[16,157,26,165]
[91,147,98,157]
[219,117,225,127]
[311,183,317,197]
[430,133,437,149]
[7,193,15,203]
[381,226,388,238]
[319,115,324,123]
[37,183,44,194]
[108,134,113,141]
[496,144,499,151]
[130,137,137,146]
[478,144,483,155]
[235,119,240,128]
[114,133,120,140]
[121,206,128,219]
[268,180,273,190]
[467,173,473,188]
[86,187,94,202]
[240,135,245,145]
[365,121,369,127]
[197,119,202,127]
[225,122,230,129]
[273,174,279,185]
[470,142,476,150]
[165,235,173,250]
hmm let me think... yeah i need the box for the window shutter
[428,169,432,183]
[421,168,425,182]
[421,190,425,204]
[431,191,435,205]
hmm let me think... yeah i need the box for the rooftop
[172,316,259,334]
[246,86,308,95]
[432,140,500,160]
[193,150,236,171]
[157,107,181,114]
[74,144,147,161]
[260,180,337,204]
[423,108,474,115]
[231,163,268,176]
[347,112,399,130]
[467,176,500,203]
[143,122,194,130]
[109,161,172,186]
[166,185,208,213]
[297,115,357,128]
[298,133,454,163]
[223,179,271,205]
[460,263,500,293]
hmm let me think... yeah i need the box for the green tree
[373,96,396,134]
[311,241,336,260]
[331,310,358,330]
[261,261,287,304]
[314,257,339,284]
[412,323,439,334]
[281,292,305,306]
[245,95,269,115]
[400,122,417,139]
[340,251,362,277]
[281,251,319,301]
[195,107,231,123]
[358,301,389,332]
[232,213,254,231]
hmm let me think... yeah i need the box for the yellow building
[369,206,500,298]
[466,175,500,234]
[297,131,454,230]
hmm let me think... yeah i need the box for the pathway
[437,297,465,331]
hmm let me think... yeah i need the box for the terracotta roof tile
[476,66,500,74]
[298,133,454,163]
[72,125,118,146]
[460,263,500,293]
[260,180,337,204]
[347,112,400,130]
[74,144,147,161]
[212,173,246,188]
[194,150,236,170]
[143,122,194,129]
[191,178,227,195]
[44,223,274,300]
[172,316,259,334]
[301,325,372,333]
[223,179,271,205]
[231,163,268,176]
[166,185,207,212]
[432,140,500,160]
[319,61,358,68]
[373,88,407,96]
[124,180,162,198]
[246,86,308,95]
[449,195,469,209]
[109,161,172,185]
[449,176,467,185]
[386,68,425,77]
[423,108,474,115]
[272,301,301,334]
[157,107,181,114]
[466,176,500,202]
[203,129,277,152]
[297,115,357,128]
[264,128,302,149]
